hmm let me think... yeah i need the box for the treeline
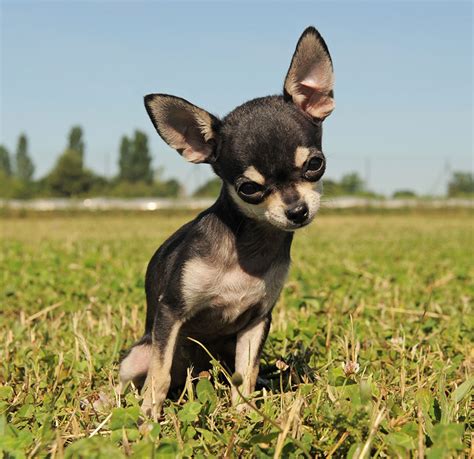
[194,172,474,199]
[308,172,472,198]
[0,127,181,199]
[1,129,473,199]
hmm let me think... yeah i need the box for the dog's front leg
[232,314,271,405]
[141,311,182,420]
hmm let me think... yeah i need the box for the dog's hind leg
[119,335,152,392]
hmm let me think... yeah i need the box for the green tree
[129,130,153,183]
[15,134,35,181]
[447,172,474,197]
[117,131,152,183]
[340,172,365,195]
[46,149,96,197]
[44,126,107,197]
[155,178,182,197]
[117,131,153,183]
[193,178,222,198]
[0,158,35,199]
[118,136,132,180]
[68,126,85,161]
[0,145,11,176]
[393,189,417,198]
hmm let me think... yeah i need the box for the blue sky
[1,1,472,195]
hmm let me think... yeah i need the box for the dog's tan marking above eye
[294,146,311,169]
[243,166,265,185]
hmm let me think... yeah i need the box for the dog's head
[145,26,334,231]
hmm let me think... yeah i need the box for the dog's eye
[306,157,324,172]
[304,154,325,181]
[238,182,262,196]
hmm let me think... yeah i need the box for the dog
[119,26,335,418]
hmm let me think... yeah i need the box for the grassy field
[1,210,472,458]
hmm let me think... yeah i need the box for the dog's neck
[209,186,293,276]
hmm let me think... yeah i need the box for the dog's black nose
[285,203,309,224]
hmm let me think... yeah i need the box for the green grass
[1,210,472,458]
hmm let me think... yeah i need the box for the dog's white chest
[182,256,289,322]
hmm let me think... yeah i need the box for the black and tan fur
[119,26,335,418]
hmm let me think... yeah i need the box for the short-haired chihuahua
[119,26,335,418]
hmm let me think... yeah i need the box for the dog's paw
[80,391,113,413]
[140,402,162,422]
[141,391,164,422]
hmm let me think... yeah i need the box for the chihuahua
[119,26,335,418]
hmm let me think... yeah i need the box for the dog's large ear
[144,94,220,163]
[284,26,335,120]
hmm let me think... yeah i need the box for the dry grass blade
[26,301,63,322]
